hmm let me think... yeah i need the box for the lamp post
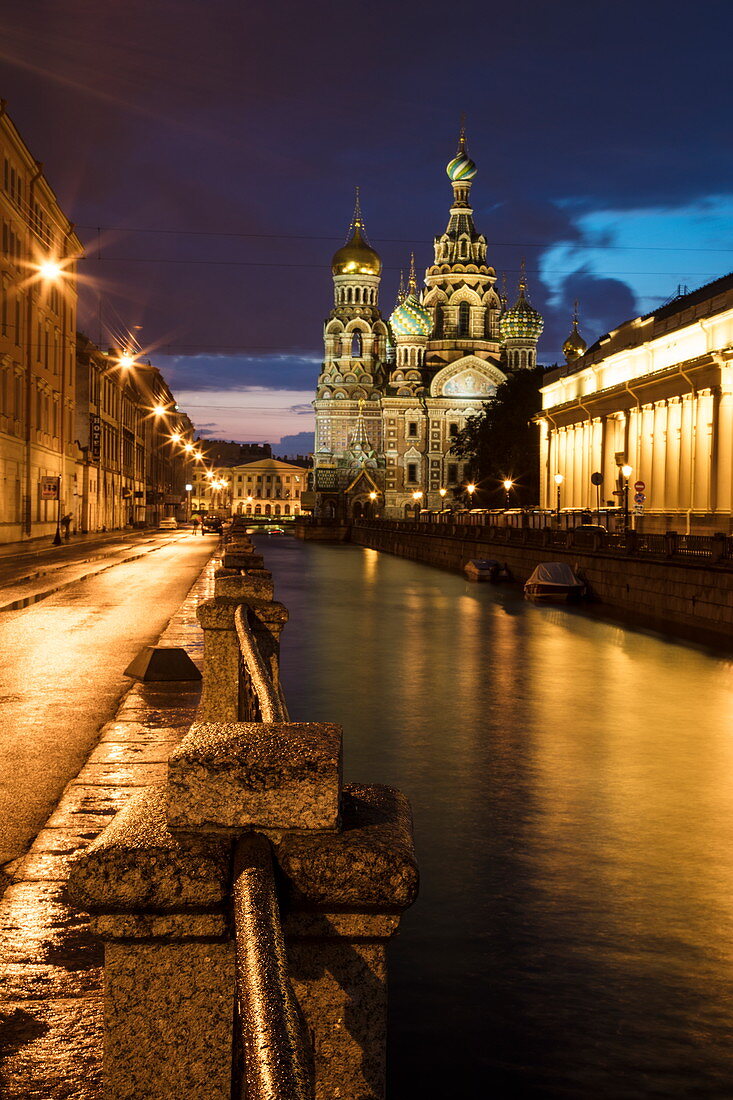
[368,489,378,518]
[466,483,476,509]
[554,473,564,521]
[503,478,513,510]
[621,463,632,532]
[412,489,423,520]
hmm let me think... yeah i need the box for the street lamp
[621,464,633,532]
[503,478,513,509]
[412,489,423,520]
[185,483,193,522]
[554,473,564,520]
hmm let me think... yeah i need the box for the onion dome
[331,188,382,276]
[499,270,544,343]
[389,253,431,338]
[446,123,477,182]
[563,302,587,363]
[390,293,432,338]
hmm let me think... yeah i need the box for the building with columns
[312,133,543,519]
[538,274,733,533]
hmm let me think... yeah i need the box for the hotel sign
[90,414,101,460]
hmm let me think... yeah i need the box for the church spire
[407,251,417,294]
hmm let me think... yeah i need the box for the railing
[232,833,314,1100]
[232,566,307,1098]
[353,518,733,566]
[234,604,288,722]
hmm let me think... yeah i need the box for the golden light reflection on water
[264,537,733,1093]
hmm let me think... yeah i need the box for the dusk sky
[1,0,732,448]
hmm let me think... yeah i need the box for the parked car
[159,517,178,530]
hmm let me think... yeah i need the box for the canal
[255,534,733,1098]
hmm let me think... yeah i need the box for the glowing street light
[183,442,194,453]
[439,487,447,498]
[38,259,63,281]
[554,472,564,519]
[621,464,633,531]
[170,431,182,444]
[503,478,514,509]
[152,404,167,417]
[118,351,136,369]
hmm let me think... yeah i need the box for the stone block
[276,784,419,910]
[103,941,234,1100]
[214,569,274,601]
[166,721,342,833]
[67,786,231,913]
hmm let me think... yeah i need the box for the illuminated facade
[191,457,306,518]
[312,132,543,519]
[0,104,82,543]
[539,274,733,533]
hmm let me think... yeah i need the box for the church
[311,130,544,519]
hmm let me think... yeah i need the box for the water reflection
[258,536,733,1098]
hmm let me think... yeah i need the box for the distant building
[311,129,543,520]
[0,102,83,543]
[74,336,196,531]
[190,456,306,518]
[199,440,271,466]
[539,274,733,533]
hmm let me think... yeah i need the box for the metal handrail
[234,604,288,722]
[233,833,314,1100]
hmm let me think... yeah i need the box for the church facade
[311,133,543,519]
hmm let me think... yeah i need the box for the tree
[451,365,551,507]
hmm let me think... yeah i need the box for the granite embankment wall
[350,522,733,641]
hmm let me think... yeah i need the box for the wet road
[0,533,214,874]
[257,534,733,1100]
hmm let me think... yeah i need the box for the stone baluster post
[68,719,419,1100]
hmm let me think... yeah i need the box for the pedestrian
[192,514,200,535]
[61,513,72,540]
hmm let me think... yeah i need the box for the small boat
[464,559,512,583]
[524,561,584,601]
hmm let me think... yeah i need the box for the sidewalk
[0,550,218,1099]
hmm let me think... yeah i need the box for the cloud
[153,352,321,394]
[538,195,733,356]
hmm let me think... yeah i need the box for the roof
[556,271,733,380]
[228,457,308,473]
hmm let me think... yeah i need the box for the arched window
[246,504,252,515]
[255,504,261,514]
[433,306,443,338]
[265,504,271,516]
[351,331,362,358]
[274,504,281,515]
[458,302,470,337]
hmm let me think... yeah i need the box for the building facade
[312,133,543,519]
[190,457,306,519]
[0,102,82,543]
[539,274,733,533]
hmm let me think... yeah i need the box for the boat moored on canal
[524,561,585,602]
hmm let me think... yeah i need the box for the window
[449,422,459,437]
[351,331,362,358]
[448,464,458,484]
[407,463,417,483]
[407,422,417,437]
[458,301,470,337]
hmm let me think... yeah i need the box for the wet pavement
[0,532,216,875]
[0,555,216,1098]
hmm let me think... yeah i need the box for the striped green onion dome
[389,293,432,338]
[499,289,544,343]
[446,154,477,181]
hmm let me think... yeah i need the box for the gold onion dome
[500,276,544,343]
[563,302,587,362]
[331,189,382,276]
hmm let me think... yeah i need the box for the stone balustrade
[67,520,419,1100]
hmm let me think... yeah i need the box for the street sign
[89,414,101,460]
[634,504,645,515]
[634,493,646,503]
[590,472,604,486]
[634,480,645,492]
[40,476,60,500]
